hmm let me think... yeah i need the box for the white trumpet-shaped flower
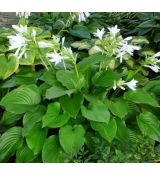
[144,52,160,73]
[78,12,90,22]
[145,65,160,73]
[107,25,120,37]
[124,79,138,91]
[8,34,27,50]
[16,12,31,18]
[38,41,53,48]
[47,52,62,65]
[113,78,138,91]
[115,37,141,63]
[93,28,105,40]
[12,25,28,34]
[8,34,28,59]
[153,52,160,58]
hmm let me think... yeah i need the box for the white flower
[38,41,53,48]
[12,25,28,34]
[62,47,75,60]
[8,34,28,59]
[78,12,90,22]
[153,52,160,58]
[47,52,62,65]
[116,51,125,63]
[145,65,160,73]
[120,43,141,56]
[113,78,138,91]
[115,38,141,63]
[16,12,31,18]
[93,28,105,40]
[107,25,120,37]
[124,36,133,41]
[125,79,138,91]
[8,34,27,50]
[52,35,60,43]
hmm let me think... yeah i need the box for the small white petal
[47,52,62,65]
[125,79,138,91]
[107,25,120,37]
[145,65,160,73]
[153,52,160,57]
[16,12,31,18]
[38,41,53,48]
[93,28,105,40]
[78,12,90,22]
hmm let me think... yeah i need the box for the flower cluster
[16,12,31,18]
[93,25,141,63]
[144,52,160,72]
[8,25,29,59]
[113,78,138,91]
[77,12,90,23]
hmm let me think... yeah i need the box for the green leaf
[0,84,41,114]
[108,98,129,119]
[70,25,91,39]
[91,117,117,142]
[1,111,22,126]
[124,89,159,107]
[71,40,91,50]
[116,118,130,142]
[42,102,70,128]
[143,79,160,95]
[136,13,154,20]
[92,70,120,87]
[0,54,19,80]
[154,32,160,43]
[42,135,65,163]
[40,70,57,85]
[59,125,85,155]
[45,84,75,99]
[77,54,107,72]
[81,100,110,123]
[0,127,23,162]
[60,93,83,118]
[137,112,160,142]
[16,143,35,163]
[23,105,46,133]
[19,50,36,65]
[56,70,85,90]
[25,123,47,155]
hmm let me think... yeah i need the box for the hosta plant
[0,12,160,163]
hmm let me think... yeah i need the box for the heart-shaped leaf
[25,123,47,155]
[59,125,85,155]
[60,93,83,118]
[42,135,66,163]
[81,100,110,123]
[108,98,129,119]
[42,102,70,128]
[91,117,117,142]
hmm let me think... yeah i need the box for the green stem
[126,66,143,81]
[57,13,73,36]
[74,63,79,79]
